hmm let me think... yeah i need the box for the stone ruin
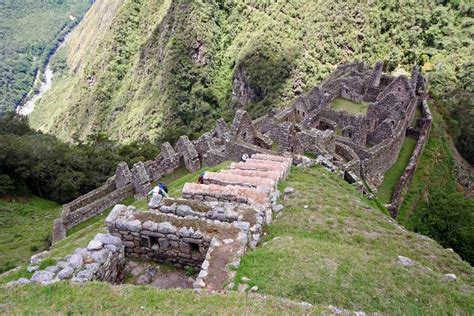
[105,153,291,290]
[38,61,431,290]
[14,154,291,290]
[254,61,430,193]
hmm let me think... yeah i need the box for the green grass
[157,167,190,186]
[0,282,322,315]
[377,137,418,204]
[331,97,369,115]
[235,166,474,314]
[397,110,459,223]
[0,197,61,273]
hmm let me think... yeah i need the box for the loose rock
[272,204,284,213]
[397,255,415,267]
[284,187,295,194]
[68,254,83,269]
[443,273,457,282]
[237,284,249,292]
[57,267,74,280]
[31,270,55,285]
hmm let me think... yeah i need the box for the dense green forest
[0,0,91,114]
[0,113,158,203]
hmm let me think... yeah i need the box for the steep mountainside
[0,0,92,114]
[30,0,472,147]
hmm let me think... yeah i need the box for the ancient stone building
[254,61,430,190]
[52,61,431,245]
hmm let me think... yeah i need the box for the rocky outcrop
[231,65,262,109]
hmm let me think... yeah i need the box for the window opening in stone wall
[150,236,159,248]
[141,236,151,248]
[190,242,200,253]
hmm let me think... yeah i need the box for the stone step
[220,169,281,182]
[182,183,270,206]
[203,172,275,193]
[245,158,291,179]
[231,159,289,180]
[252,153,293,165]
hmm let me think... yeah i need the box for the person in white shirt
[241,153,249,162]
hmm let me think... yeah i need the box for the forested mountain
[0,0,92,114]
[29,0,473,163]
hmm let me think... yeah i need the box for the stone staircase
[182,154,292,207]
[179,153,292,290]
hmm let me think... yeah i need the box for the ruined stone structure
[105,153,291,290]
[52,61,431,243]
[19,61,431,292]
[255,61,430,194]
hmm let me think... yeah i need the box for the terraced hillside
[1,165,472,314]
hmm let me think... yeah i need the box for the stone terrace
[106,153,292,290]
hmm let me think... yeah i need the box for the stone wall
[105,204,241,269]
[387,100,432,217]
[52,140,198,244]
[10,233,127,286]
[62,184,135,229]
[361,96,418,188]
[335,143,361,175]
[298,129,335,156]
[64,179,116,212]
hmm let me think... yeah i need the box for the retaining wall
[387,100,432,217]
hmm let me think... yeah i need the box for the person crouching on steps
[148,183,169,199]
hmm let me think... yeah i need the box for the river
[16,18,77,116]
[16,63,54,116]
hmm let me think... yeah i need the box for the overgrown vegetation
[398,107,474,265]
[0,0,91,114]
[235,165,473,314]
[0,113,159,203]
[30,0,472,164]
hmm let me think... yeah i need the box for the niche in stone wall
[190,242,200,254]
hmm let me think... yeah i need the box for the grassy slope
[0,283,320,315]
[0,197,61,272]
[30,1,472,144]
[235,166,473,314]
[397,108,459,224]
[0,163,472,313]
[377,137,418,204]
